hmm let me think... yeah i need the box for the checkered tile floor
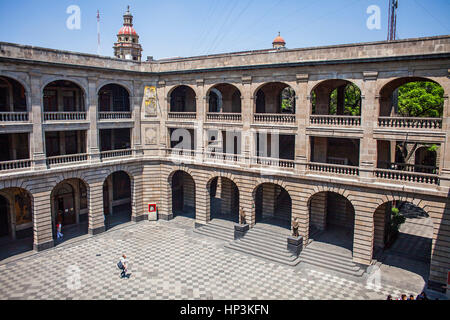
[0,216,445,300]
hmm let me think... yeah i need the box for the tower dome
[272,32,286,49]
[113,6,143,61]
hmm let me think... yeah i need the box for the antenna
[387,0,398,41]
[97,10,101,55]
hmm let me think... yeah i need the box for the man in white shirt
[120,254,129,278]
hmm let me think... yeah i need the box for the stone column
[295,74,309,174]
[131,171,145,223]
[359,72,379,183]
[241,77,253,165]
[33,190,54,251]
[352,204,375,265]
[195,177,208,225]
[439,80,450,187]
[29,71,46,170]
[88,181,105,235]
[87,77,100,163]
[195,80,205,163]
[132,80,143,157]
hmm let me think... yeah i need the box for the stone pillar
[195,80,205,163]
[336,85,346,115]
[352,204,374,265]
[29,72,46,170]
[439,85,450,187]
[241,77,252,165]
[373,204,386,249]
[131,171,145,222]
[88,181,105,235]
[295,74,309,174]
[132,80,143,157]
[313,137,327,163]
[87,77,100,163]
[33,190,54,251]
[195,177,208,225]
[359,72,379,183]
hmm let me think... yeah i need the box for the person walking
[118,254,129,279]
[56,212,63,240]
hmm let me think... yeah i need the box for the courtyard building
[0,10,449,293]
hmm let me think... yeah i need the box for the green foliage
[397,81,443,117]
[329,84,361,116]
[428,144,438,152]
[281,87,295,113]
[390,207,406,233]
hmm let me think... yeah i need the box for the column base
[287,235,303,257]
[33,240,54,252]
[158,213,173,221]
[88,226,105,235]
[234,223,249,240]
[132,215,146,223]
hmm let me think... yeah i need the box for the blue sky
[0,0,449,60]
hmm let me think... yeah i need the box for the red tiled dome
[273,35,286,45]
[118,26,137,36]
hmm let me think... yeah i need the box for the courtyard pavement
[0,215,447,300]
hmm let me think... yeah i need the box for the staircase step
[246,229,289,243]
[300,259,365,277]
[302,245,354,261]
[299,250,358,268]
[193,224,234,242]
[226,241,300,266]
[236,240,293,258]
[237,236,289,253]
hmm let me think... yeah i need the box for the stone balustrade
[374,168,440,185]
[98,112,132,120]
[254,113,296,124]
[205,151,243,163]
[252,156,295,169]
[0,112,29,122]
[0,159,32,171]
[378,116,442,129]
[206,112,242,122]
[46,153,88,166]
[377,161,439,174]
[307,162,359,176]
[100,149,132,160]
[310,115,361,126]
[43,112,87,121]
[168,112,197,120]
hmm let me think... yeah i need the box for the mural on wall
[144,86,157,116]
[14,189,32,225]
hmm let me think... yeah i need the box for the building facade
[0,35,449,290]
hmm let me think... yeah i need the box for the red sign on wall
[148,204,157,213]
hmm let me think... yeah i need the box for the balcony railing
[307,162,359,176]
[206,113,242,122]
[254,113,296,124]
[252,156,295,169]
[310,115,361,126]
[377,161,438,174]
[0,112,29,122]
[167,148,197,160]
[378,117,442,130]
[46,153,88,166]
[0,159,32,171]
[168,112,197,120]
[98,112,132,120]
[374,168,439,185]
[44,112,87,121]
[205,151,243,163]
[100,149,132,160]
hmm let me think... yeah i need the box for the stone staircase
[225,226,301,266]
[193,222,235,242]
[299,241,366,277]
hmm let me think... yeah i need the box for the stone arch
[167,168,196,218]
[206,83,242,113]
[96,80,132,96]
[205,171,241,191]
[378,76,445,117]
[41,77,88,97]
[0,74,30,112]
[310,79,362,116]
[206,174,240,223]
[306,185,356,206]
[0,72,31,97]
[167,85,197,113]
[253,81,296,114]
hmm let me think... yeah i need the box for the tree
[329,83,361,116]
[281,87,295,113]
[397,81,443,117]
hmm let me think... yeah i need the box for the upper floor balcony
[45,130,88,167]
[0,76,29,123]
[167,85,197,121]
[253,82,296,125]
[98,84,132,121]
[309,79,361,128]
[0,133,31,172]
[206,83,242,123]
[99,128,132,160]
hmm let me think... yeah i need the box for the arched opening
[171,171,195,219]
[373,201,433,288]
[103,171,132,229]
[207,84,241,113]
[169,85,196,113]
[0,76,27,112]
[254,82,295,114]
[43,80,85,112]
[308,191,355,251]
[98,84,130,112]
[51,179,88,244]
[415,146,438,173]
[379,77,444,118]
[0,188,33,260]
[311,80,361,116]
[254,183,291,230]
[208,177,239,224]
